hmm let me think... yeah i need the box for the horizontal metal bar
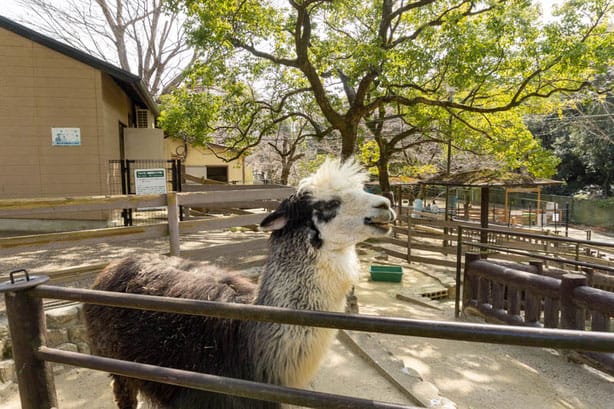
[36,347,415,409]
[31,285,614,352]
[462,241,614,273]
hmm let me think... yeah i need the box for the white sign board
[52,128,81,146]
[134,169,167,195]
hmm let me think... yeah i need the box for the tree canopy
[165,0,613,188]
[527,81,614,197]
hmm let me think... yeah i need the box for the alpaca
[83,158,396,409]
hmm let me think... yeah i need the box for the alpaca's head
[260,158,396,249]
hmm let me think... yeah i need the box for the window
[136,109,149,128]
[206,166,228,183]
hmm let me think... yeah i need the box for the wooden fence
[0,186,294,286]
[1,190,614,405]
[2,273,613,409]
[368,214,614,287]
[462,252,614,375]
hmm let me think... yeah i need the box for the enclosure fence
[2,272,614,409]
[2,192,614,407]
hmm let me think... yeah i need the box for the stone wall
[0,303,88,384]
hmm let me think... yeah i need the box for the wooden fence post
[560,274,587,330]
[167,192,181,256]
[524,260,544,326]
[2,272,58,409]
[462,252,481,314]
[406,213,412,264]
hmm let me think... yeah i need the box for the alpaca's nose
[370,202,396,223]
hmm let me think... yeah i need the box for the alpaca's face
[310,188,396,248]
[260,158,396,249]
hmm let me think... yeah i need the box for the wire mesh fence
[108,159,182,226]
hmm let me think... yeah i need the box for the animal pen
[1,190,614,408]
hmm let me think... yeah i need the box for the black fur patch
[261,193,342,249]
[312,199,341,223]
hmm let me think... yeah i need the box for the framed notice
[135,168,167,210]
[135,169,168,195]
[52,128,81,146]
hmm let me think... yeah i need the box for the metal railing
[2,271,614,409]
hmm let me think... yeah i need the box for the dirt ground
[1,228,613,408]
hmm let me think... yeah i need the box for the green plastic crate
[369,265,403,282]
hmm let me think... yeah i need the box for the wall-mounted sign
[52,128,81,146]
[135,169,167,195]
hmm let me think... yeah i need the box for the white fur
[261,158,395,388]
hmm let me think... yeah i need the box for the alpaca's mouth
[364,217,393,231]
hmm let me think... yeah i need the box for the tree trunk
[377,155,394,204]
[339,121,358,160]
[280,165,291,185]
[378,159,391,194]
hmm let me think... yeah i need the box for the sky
[1,1,562,21]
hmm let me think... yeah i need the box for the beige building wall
[164,139,253,184]
[0,28,100,198]
[0,27,157,202]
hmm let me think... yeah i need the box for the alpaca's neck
[255,231,358,311]
[246,230,359,388]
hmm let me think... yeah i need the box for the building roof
[0,14,159,116]
[419,168,563,188]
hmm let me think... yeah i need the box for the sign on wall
[134,169,167,195]
[51,128,81,146]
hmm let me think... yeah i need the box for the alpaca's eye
[313,199,341,222]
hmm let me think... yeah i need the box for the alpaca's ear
[260,211,288,231]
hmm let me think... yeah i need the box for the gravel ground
[1,226,613,409]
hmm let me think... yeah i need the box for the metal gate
[108,159,182,226]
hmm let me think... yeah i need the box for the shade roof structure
[416,168,564,243]
[418,168,563,188]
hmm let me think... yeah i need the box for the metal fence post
[1,271,57,409]
[406,213,412,264]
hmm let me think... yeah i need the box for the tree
[15,0,197,96]
[249,119,320,185]
[172,0,612,169]
[527,83,614,196]
[159,60,337,176]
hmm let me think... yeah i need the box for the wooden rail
[369,215,614,285]
[462,252,614,375]
[0,187,294,260]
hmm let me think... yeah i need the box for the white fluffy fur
[298,158,369,199]
[262,158,395,388]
